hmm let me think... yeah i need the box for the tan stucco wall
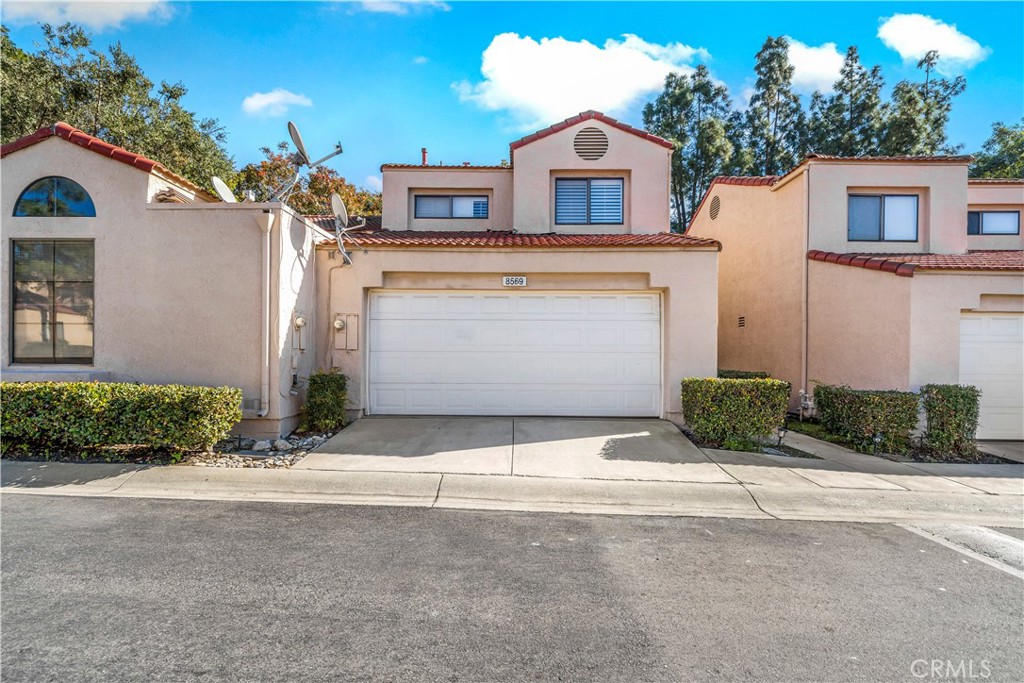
[687,174,808,405]
[908,271,1024,388]
[807,161,969,255]
[966,182,1024,251]
[381,167,513,231]
[511,120,671,233]
[807,262,913,393]
[314,245,718,423]
[1,137,318,438]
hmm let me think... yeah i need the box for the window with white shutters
[555,178,624,225]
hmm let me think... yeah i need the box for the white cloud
[878,13,991,74]
[786,38,844,93]
[242,89,313,117]
[364,175,383,192]
[357,0,450,15]
[2,1,172,30]
[412,56,429,65]
[454,33,711,131]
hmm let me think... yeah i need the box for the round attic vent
[709,195,721,220]
[574,127,609,160]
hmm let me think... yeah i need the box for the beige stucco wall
[908,271,1024,388]
[966,183,1024,251]
[314,245,718,423]
[511,120,671,233]
[687,174,808,406]
[807,262,913,393]
[807,161,969,255]
[381,167,513,231]
[1,137,317,438]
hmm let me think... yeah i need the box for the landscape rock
[253,440,272,451]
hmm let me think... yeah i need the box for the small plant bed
[187,430,341,469]
[786,418,1015,465]
[681,429,819,459]
[762,444,821,460]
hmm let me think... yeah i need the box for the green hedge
[921,384,980,456]
[680,377,790,448]
[303,370,347,432]
[813,384,919,454]
[1,382,241,456]
[718,369,771,380]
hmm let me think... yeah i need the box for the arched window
[13,176,96,217]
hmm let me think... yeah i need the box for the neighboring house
[687,155,1024,440]
[1,123,318,438]
[316,111,721,421]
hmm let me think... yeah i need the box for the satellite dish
[211,176,237,203]
[288,121,310,167]
[331,193,349,229]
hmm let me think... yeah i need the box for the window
[13,177,96,217]
[848,194,918,241]
[968,211,1020,235]
[414,195,488,219]
[11,240,94,364]
[555,178,624,225]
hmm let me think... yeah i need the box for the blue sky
[5,1,1023,191]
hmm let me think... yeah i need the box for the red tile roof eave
[314,231,721,251]
[807,249,1024,277]
[0,122,217,201]
[508,111,674,154]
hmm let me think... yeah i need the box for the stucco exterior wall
[806,262,913,393]
[511,120,671,233]
[686,174,808,405]
[381,167,513,231]
[314,246,718,423]
[807,161,969,255]
[1,138,317,438]
[966,182,1024,251]
[908,272,1024,388]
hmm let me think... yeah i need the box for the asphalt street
[2,495,1022,682]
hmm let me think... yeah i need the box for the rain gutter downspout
[802,166,811,403]
[257,209,275,417]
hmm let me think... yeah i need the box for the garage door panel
[959,313,1024,440]
[368,291,662,417]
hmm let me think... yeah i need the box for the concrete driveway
[295,417,731,483]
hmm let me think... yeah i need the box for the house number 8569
[503,276,527,287]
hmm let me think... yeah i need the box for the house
[1,123,319,438]
[315,111,720,422]
[686,155,1024,440]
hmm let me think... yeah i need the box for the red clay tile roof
[317,230,720,250]
[807,249,1024,277]
[380,163,510,171]
[0,122,215,200]
[305,214,382,232]
[509,110,674,153]
[968,177,1024,185]
[805,153,974,163]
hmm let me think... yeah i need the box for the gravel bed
[183,432,338,469]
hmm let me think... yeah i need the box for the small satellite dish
[211,176,237,203]
[288,121,310,167]
[331,193,349,229]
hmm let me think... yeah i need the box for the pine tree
[881,50,966,155]
[970,118,1024,178]
[745,36,803,175]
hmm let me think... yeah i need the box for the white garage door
[368,291,661,416]
[959,313,1024,440]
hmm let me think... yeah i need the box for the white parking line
[899,524,1024,579]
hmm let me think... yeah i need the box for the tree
[807,47,885,156]
[643,66,736,229]
[745,36,804,175]
[235,143,382,216]
[0,23,233,189]
[880,50,966,155]
[970,118,1024,178]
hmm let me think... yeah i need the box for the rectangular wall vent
[738,316,746,328]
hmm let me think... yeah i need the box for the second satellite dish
[331,192,349,229]
[288,121,310,167]
[211,176,237,203]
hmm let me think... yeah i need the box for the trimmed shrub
[1,381,242,456]
[813,384,918,454]
[304,370,348,432]
[717,369,771,380]
[680,377,791,447]
[921,384,981,456]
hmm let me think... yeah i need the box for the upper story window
[414,195,488,219]
[555,178,623,225]
[13,176,96,217]
[11,240,95,364]
[968,211,1020,235]
[848,194,918,242]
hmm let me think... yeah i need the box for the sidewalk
[3,430,1022,526]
